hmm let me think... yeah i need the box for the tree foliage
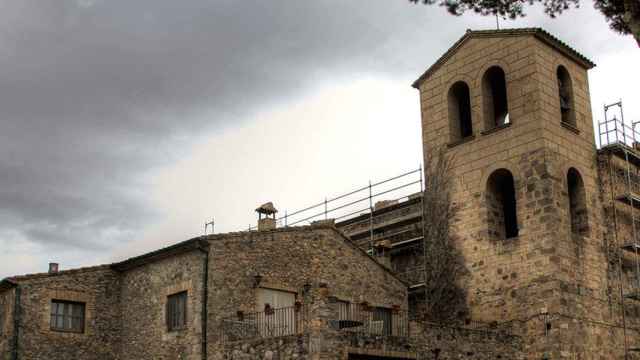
[421,148,468,323]
[409,0,640,46]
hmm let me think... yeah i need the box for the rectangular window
[167,291,187,331]
[256,288,295,311]
[50,300,85,333]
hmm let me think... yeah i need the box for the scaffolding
[247,167,424,251]
[598,101,640,357]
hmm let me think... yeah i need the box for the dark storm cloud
[0,0,445,260]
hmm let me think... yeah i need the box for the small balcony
[221,301,410,344]
[221,305,308,342]
[334,302,410,337]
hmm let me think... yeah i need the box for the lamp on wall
[253,273,263,288]
[302,282,312,295]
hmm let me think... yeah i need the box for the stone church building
[2,28,639,359]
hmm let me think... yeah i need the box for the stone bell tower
[412,28,623,358]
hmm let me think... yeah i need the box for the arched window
[567,168,588,235]
[486,169,518,240]
[448,81,473,142]
[482,66,509,129]
[557,66,576,127]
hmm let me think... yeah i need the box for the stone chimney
[372,240,392,269]
[48,262,59,274]
[255,202,277,231]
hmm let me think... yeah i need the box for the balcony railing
[335,302,410,337]
[222,305,308,342]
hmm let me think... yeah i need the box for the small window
[557,66,576,128]
[448,81,473,142]
[256,288,295,310]
[166,291,188,331]
[50,300,85,333]
[482,66,509,129]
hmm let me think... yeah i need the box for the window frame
[50,299,86,334]
[166,291,188,332]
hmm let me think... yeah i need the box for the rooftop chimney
[48,262,59,274]
[255,202,277,231]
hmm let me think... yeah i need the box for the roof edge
[112,237,210,272]
[412,28,595,89]
[0,278,18,292]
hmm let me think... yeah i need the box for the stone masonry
[411,28,631,359]
[5,27,626,360]
[0,221,522,359]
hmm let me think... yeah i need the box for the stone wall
[226,326,522,360]
[119,249,207,360]
[226,335,309,360]
[0,288,15,360]
[596,149,640,352]
[9,266,121,360]
[222,286,523,360]
[414,323,522,359]
[336,197,425,318]
[206,225,408,359]
[414,30,621,358]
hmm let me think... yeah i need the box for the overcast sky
[1,0,638,278]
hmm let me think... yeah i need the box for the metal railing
[335,302,410,337]
[247,168,424,249]
[460,318,500,331]
[221,305,308,342]
[598,101,640,149]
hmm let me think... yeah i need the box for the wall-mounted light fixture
[253,273,263,288]
[302,282,312,295]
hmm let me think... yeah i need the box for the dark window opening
[568,168,588,235]
[482,66,509,129]
[448,81,473,141]
[373,307,392,336]
[0,304,5,335]
[486,169,518,239]
[167,291,188,331]
[50,300,85,333]
[557,66,576,127]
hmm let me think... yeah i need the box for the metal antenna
[204,218,215,235]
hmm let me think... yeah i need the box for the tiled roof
[0,223,405,284]
[412,27,596,89]
[111,237,209,272]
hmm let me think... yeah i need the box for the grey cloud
[0,0,618,276]
[0,0,444,267]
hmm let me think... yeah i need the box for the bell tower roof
[412,27,595,89]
